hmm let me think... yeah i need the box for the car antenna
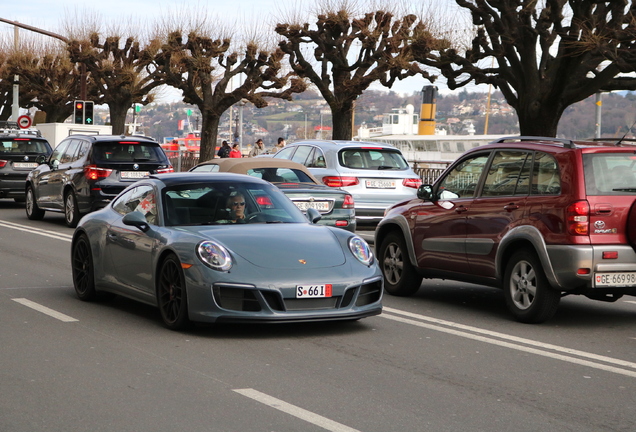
[615,119,636,146]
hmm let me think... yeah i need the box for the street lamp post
[304,112,308,139]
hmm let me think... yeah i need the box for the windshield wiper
[612,188,636,192]
[377,165,398,170]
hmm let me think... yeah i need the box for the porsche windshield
[163,181,308,226]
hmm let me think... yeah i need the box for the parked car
[70,172,382,329]
[376,136,636,323]
[189,158,356,232]
[0,127,52,202]
[272,140,422,224]
[26,134,173,227]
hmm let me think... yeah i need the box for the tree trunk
[199,110,220,162]
[331,101,354,140]
[514,96,565,137]
[109,103,131,135]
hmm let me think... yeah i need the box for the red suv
[375,137,636,323]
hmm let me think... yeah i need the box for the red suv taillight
[156,166,174,173]
[84,165,112,181]
[567,200,589,235]
[342,194,354,209]
[322,176,359,187]
[0,160,7,168]
[403,178,422,189]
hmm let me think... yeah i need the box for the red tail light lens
[84,165,112,181]
[322,176,359,187]
[156,166,174,173]
[256,196,273,208]
[0,160,7,168]
[403,178,423,189]
[343,194,355,209]
[566,200,589,235]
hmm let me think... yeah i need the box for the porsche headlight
[197,241,232,271]
[348,236,374,266]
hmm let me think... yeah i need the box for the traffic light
[84,101,94,125]
[74,101,84,124]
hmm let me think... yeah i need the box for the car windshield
[583,153,636,195]
[0,139,50,154]
[338,148,409,170]
[162,180,308,226]
[93,142,165,162]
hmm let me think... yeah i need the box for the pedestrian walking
[248,139,265,157]
[229,143,242,158]
[217,140,231,158]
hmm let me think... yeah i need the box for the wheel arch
[497,226,561,289]
[376,214,418,267]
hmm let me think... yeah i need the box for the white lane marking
[381,308,636,378]
[0,220,72,242]
[234,388,361,432]
[12,298,78,322]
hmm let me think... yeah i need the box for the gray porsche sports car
[71,172,383,330]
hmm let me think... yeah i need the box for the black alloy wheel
[72,234,97,301]
[157,254,191,330]
[25,185,45,220]
[379,231,422,296]
[503,249,561,323]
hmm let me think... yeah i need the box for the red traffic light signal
[74,101,85,124]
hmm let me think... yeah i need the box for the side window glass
[481,151,530,197]
[290,146,313,166]
[437,154,490,199]
[50,141,70,164]
[273,146,295,160]
[532,152,561,195]
[61,140,80,164]
[113,185,157,224]
[76,141,90,161]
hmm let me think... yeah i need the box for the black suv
[26,134,173,227]
[0,124,52,202]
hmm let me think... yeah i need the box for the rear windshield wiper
[612,188,636,192]
[377,165,398,170]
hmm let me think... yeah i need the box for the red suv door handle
[504,204,520,212]
[455,206,468,213]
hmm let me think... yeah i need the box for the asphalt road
[1,200,635,432]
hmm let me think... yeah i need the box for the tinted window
[306,147,327,168]
[482,151,531,197]
[61,140,81,164]
[50,140,70,164]
[93,142,165,163]
[246,167,314,183]
[339,148,409,170]
[0,139,50,154]
[583,153,636,195]
[531,152,561,195]
[438,153,490,199]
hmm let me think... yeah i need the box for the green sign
[135,104,141,113]
[187,109,192,116]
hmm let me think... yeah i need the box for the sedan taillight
[566,200,589,235]
[322,176,359,187]
[343,194,355,209]
[84,165,112,181]
[0,160,7,168]
[403,178,423,189]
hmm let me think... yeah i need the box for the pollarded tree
[276,5,449,140]
[7,45,86,123]
[426,0,636,137]
[151,30,306,161]
[0,45,40,121]
[67,32,163,134]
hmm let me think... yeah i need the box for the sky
[0,0,489,101]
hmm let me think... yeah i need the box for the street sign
[17,115,32,129]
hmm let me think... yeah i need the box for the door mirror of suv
[417,185,435,201]
[51,159,60,169]
[122,211,151,232]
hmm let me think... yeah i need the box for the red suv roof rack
[492,136,576,149]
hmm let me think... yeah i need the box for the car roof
[289,139,403,150]
[461,136,636,155]
[193,157,320,182]
[67,134,159,144]
[150,171,272,187]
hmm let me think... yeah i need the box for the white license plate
[296,284,333,298]
[121,171,149,179]
[13,162,38,169]
[365,179,396,189]
[294,201,330,211]
[594,272,636,287]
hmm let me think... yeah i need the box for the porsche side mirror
[306,207,322,224]
[123,211,151,233]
